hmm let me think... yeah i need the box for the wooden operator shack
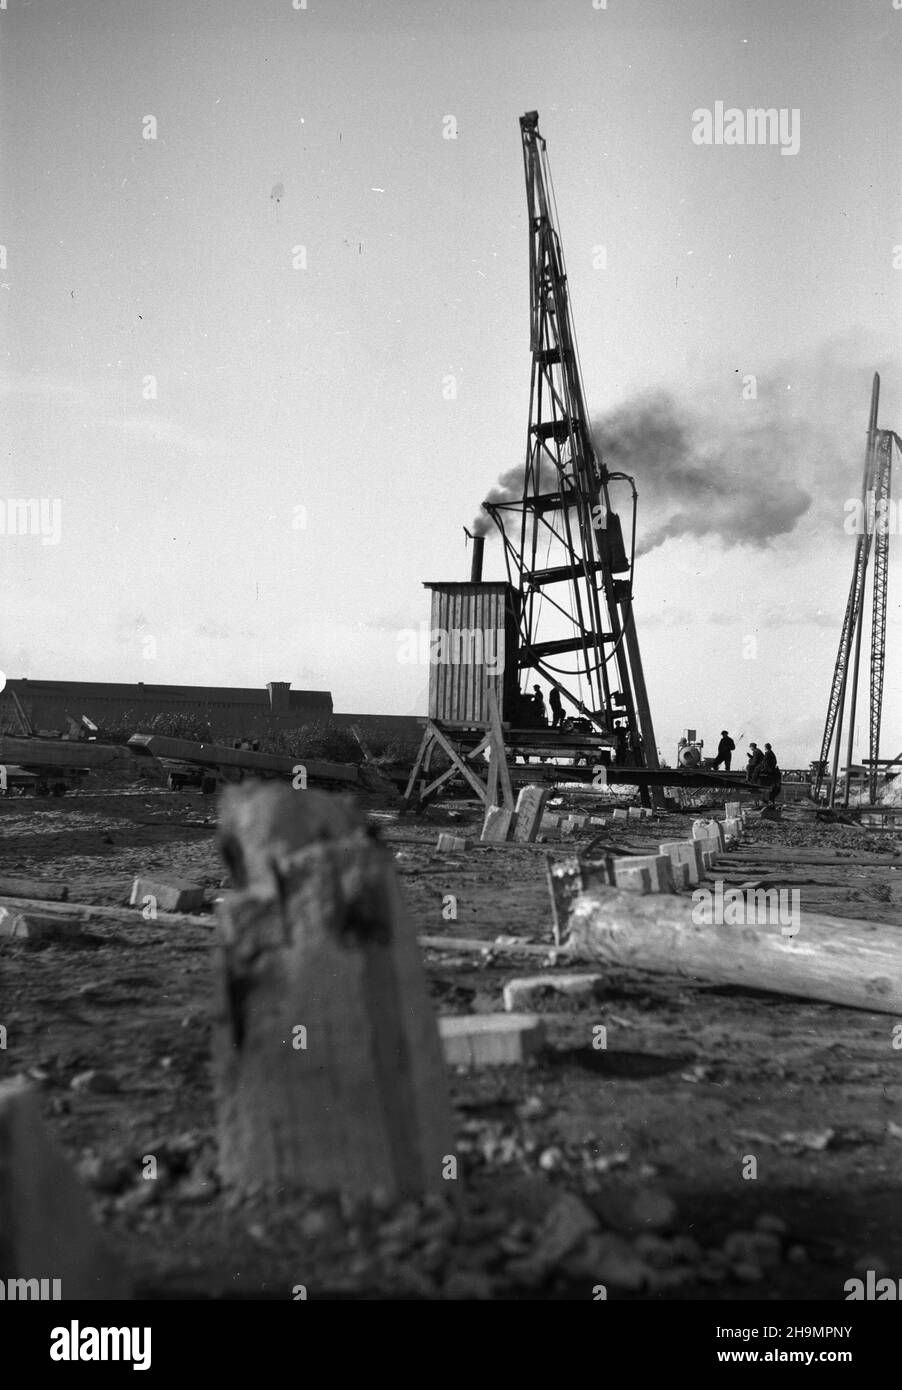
[403,538,618,812]
[423,579,521,728]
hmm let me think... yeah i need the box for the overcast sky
[2,0,900,767]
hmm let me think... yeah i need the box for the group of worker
[520,704,782,801]
[713,730,781,803]
[524,684,569,729]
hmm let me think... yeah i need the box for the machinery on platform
[481,112,660,776]
[676,729,705,769]
[403,114,748,812]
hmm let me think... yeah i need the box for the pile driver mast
[484,111,660,775]
[814,373,897,807]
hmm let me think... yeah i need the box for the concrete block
[130,877,205,913]
[512,786,552,843]
[612,808,629,822]
[435,833,472,853]
[725,801,742,820]
[0,1077,130,1297]
[659,840,705,886]
[671,861,691,890]
[502,973,603,1012]
[612,862,653,894]
[627,806,644,821]
[692,819,725,850]
[438,1013,546,1067]
[721,817,742,848]
[0,908,82,941]
[481,806,517,843]
[702,850,716,872]
[542,814,561,829]
[589,816,607,826]
[617,854,675,893]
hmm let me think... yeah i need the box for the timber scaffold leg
[403,689,515,815]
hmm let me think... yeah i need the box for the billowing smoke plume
[594,392,812,556]
[471,337,895,557]
[471,456,560,537]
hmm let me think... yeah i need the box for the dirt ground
[2,780,901,1300]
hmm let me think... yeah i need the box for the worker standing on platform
[761,742,781,803]
[713,730,735,771]
[532,684,547,725]
[549,686,565,730]
[746,742,764,783]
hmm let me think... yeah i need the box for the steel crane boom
[485,111,660,780]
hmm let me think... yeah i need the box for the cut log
[0,1078,130,1298]
[0,908,83,941]
[0,878,69,902]
[723,850,902,867]
[0,895,210,928]
[127,732,358,784]
[419,935,557,957]
[213,783,454,1200]
[564,887,902,1015]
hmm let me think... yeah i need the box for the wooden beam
[427,723,491,803]
[402,728,433,803]
[417,760,471,804]
[127,734,358,784]
[487,685,515,811]
[419,935,557,957]
[564,887,902,1015]
[0,736,135,768]
[0,878,70,902]
[0,895,210,928]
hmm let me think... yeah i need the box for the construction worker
[761,742,781,803]
[532,684,547,725]
[713,730,735,771]
[746,742,764,783]
[548,686,565,730]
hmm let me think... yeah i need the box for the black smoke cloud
[471,336,895,557]
[472,394,813,551]
[593,392,812,556]
[472,456,560,537]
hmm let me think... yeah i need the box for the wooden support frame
[403,688,515,813]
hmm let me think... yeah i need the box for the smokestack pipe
[470,534,485,583]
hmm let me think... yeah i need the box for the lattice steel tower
[483,111,660,772]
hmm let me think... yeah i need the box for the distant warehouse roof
[5,678,331,709]
[1,679,333,735]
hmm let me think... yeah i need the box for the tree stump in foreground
[214,783,454,1199]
